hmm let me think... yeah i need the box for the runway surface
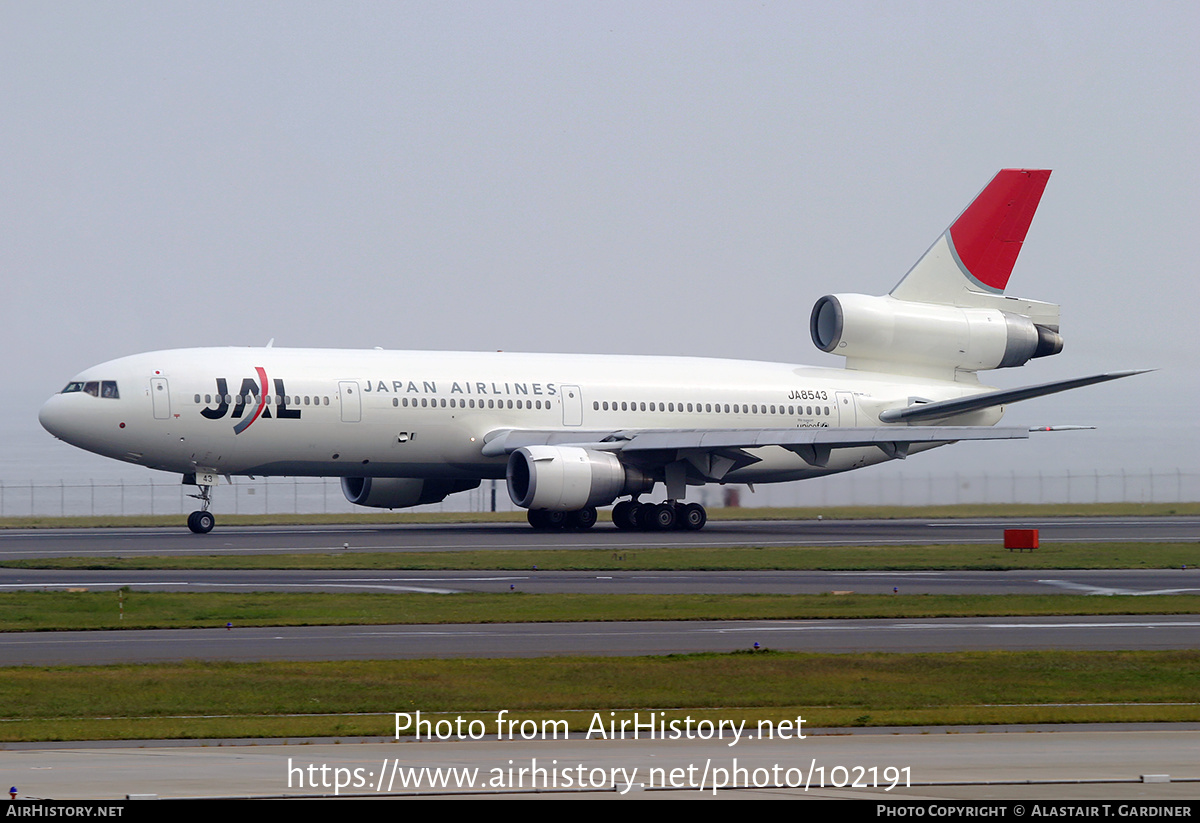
[3,615,1198,665]
[1,515,1196,561]
[3,568,1200,595]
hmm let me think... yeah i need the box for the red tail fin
[949,169,1051,292]
[890,169,1052,304]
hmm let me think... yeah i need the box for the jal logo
[200,367,301,433]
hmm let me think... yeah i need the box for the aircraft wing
[481,424,1034,477]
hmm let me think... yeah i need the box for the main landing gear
[527,507,599,531]
[612,499,707,531]
[525,500,709,531]
[186,482,216,534]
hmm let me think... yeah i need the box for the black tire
[614,499,643,532]
[680,503,707,531]
[566,507,598,530]
[528,509,567,530]
[189,510,215,534]
[611,501,634,530]
[644,503,675,531]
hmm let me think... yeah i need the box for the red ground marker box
[1004,529,1039,550]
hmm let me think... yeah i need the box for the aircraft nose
[39,392,101,449]
[39,393,73,441]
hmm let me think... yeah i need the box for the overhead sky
[2,2,1196,496]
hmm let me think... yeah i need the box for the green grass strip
[2,591,1199,632]
[1,650,1196,741]
[9,541,1200,571]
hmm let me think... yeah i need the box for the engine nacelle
[810,293,1062,373]
[341,477,480,509]
[506,446,653,511]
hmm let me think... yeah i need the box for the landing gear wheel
[612,501,640,531]
[185,479,216,534]
[644,503,676,531]
[527,509,568,530]
[566,507,598,530]
[188,510,215,534]
[679,502,707,531]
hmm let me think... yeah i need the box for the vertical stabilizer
[891,169,1051,306]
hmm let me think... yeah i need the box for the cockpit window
[61,380,119,398]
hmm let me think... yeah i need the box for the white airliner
[40,169,1142,533]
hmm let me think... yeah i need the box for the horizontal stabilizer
[878,370,1150,423]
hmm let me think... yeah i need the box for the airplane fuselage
[38,346,999,485]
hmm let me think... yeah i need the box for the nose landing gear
[185,479,216,534]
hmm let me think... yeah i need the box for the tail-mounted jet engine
[810,293,1062,375]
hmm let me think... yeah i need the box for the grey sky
[2,2,1196,487]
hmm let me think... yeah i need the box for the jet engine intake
[507,446,653,511]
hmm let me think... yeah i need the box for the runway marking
[1039,579,1200,596]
